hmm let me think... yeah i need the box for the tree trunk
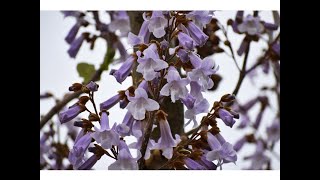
[127,11,185,169]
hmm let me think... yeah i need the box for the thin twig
[218,21,241,72]
[232,40,251,96]
[90,91,99,115]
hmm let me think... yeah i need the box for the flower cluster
[40,10,280,170]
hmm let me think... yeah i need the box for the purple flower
[218,109,236,128]
[61,11,82,18]
[237,39,249,56]
[147,11,168,38]
[116,111,134,137]
[186,11,212,30]
[108,11,131,36]
[237,15,264,36]
[91,111,120,149]
[65,22,81,44]
[136,43,168,81]
[108,140,140,170]
[125,88,159,120]
[110,55,135,83]
[263,22,278,31]
[160,66,190,103]
[86,81,99,92]
[272,43,280,57]
[266,119,280,142]
[128,20,151,46]
[40,134,49,164]
[59,104,85,124]
[100,94,122,111]
[231,11,244,33]
[152,119,181,159]
[177,32,196,50]
[68,132,93,169]
[185,21,209,47]
[198,154,217,170]
[206,132,237,168]
[184,157,206,170]
[184,98,209,128]
[67,34,85,58]
[188,57,219,91]
[237,114,250,129]
[245,140,269,170]
[78,154,99,170]
[233,136,246,152]
[253,108,266,129]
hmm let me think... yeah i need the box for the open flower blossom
[147,11,167,38]
[186,11,212,30]
[152,112,181,159]
[136,43,168,81]
[116,111,135,137]
[108,140,141,170]
[183,96,209,128]
[206,132,237,168]
[125,88,160,120]
[188,56,219,91]
[237,15,264,36]
[245,140,270,170]
[91,111,120,149]
[68,132,93,169]
[160,66,190,103]
[108,11,131,36]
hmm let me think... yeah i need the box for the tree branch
[40,68,103,130]
[232,40,251,96]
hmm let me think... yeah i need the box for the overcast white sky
[40,11,279,170]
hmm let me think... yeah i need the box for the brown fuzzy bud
[69,83,83,92]
[78,96,90,105]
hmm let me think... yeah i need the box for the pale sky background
[40,11,280,170]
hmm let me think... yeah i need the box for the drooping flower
[218,108,236,128]
[177,32,196,50]
[128,20,151,46]
[67,34,85,58]
[237,15,264,36]
[245,140,270,170]
[125,88,160,120]
[108,11,131,36]
[110,54,136,84]
[59,104,86,124]
[233,136,247,152]
[186,11,212,30]
[160,66,190,103]
[266,119,280,142]
[206,132,237,168]
[183,97,209,128]
[188,57,219,91]
[91,111,120,149]
[116,111,135,137]
[65,22,81,44]
[198,153,217,170]
[68,132,93,169]
[136,44,168,81]
[147,11,168,38]
[78,154,99,170]
[184,157,206,170]
[185,21,209,47]
[108,140,141,170]
[100,94,122,111]
[152,111,181,159]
